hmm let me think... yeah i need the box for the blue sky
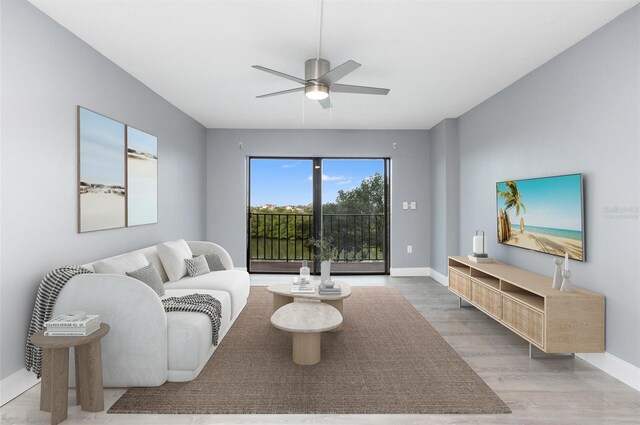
[128,126,157,156]
[250,159,384,206]
[80,108,125,185]
[496,174,583,231]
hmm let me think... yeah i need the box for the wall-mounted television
[496,173,584,261]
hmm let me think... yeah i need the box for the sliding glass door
[321,159,388,274]
[248,158,315,273]
[247,157,389,274]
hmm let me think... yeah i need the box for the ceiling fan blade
[252,65,307,85]
[256,87,305,98]
[317,60,361,86]
[318,98,332,109]
[331,83,390,95]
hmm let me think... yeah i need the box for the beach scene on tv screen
[496,174,583,261]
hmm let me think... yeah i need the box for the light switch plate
[402,202,408,210]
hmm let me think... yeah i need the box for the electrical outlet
[402,202,408,210]
[410,201,416,210]
[407,245,413,253]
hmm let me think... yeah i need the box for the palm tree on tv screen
[498,181,526,241]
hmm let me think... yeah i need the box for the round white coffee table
[271,302,343,365]
[267,282,351,331]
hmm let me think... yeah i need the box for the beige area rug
[109,287,511,414]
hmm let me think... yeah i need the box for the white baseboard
[428,268,448,286]
[577,352,640,392]
[0,368,39,406]
[234,266,247,271]
[389,267,449,287]
[389,267,430,277]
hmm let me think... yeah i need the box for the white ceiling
[28,0,638,129]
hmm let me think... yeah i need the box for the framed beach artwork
[78,107,126,233]
[496,173,585,261]
[127,126,158,226]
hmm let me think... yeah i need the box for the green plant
[310,237,336,262]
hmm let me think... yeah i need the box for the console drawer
[449,268,471,300]
[471,280,502,319]
[502,295,544,347]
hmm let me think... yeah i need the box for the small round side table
[30,323,109,425]
[271,303,342,365]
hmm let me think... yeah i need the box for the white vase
[560,270,573,293]
[552,258,563,289]
[321,260,331,284]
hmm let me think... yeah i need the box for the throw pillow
[185,255,211,277]
[199,253,228,271]
[126,264,165,297]
[157,239,193,282]
[93,252,149,275]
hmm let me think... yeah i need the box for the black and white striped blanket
[162,294,222,346]
[25,266,93,378]
[26,266,222,378]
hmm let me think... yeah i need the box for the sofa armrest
[53,274,168,387]
[187,241,234,270]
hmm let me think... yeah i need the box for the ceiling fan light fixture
[305,84,329,100]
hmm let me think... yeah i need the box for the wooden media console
[448,256,604,354]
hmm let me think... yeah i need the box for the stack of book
[44,314,101,336]
[319,281,341,295]
[291,283,315,294]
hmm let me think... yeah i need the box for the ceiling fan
[252,0,390,109]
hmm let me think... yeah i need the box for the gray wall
[429,118,459,276]
[456,6,640,366]
[207,129,430,270]
[0,0,207,379]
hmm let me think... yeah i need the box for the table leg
[292,332,321,365]
[50,347,69,425]
[40,348,52,412]
[74,349,82,406]
[321,299,344,331]
[273,294,293,312]
[75,340,104,412]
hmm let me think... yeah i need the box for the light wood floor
[2,275,639,424]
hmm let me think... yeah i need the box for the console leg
[529,343,575,359]
[458,297,474,308]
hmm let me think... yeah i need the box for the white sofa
[51,241,249,387]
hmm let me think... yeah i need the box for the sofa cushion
[93,252,149,275]
[185,255,210,277]
[203,253,227,271]
[164,269,250,321]
[162,289,231,380]
[157,239,193,282]
[140,248,169,283]
[126,264,165,296]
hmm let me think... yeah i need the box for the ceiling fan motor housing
[304,58,330,99]
[305,58,330,81]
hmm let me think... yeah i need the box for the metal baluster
[352,215,356,263]
[373,214,377,260]
[368,214,372,260]
[360,214,364,262]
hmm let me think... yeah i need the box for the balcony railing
[249,212,385,263]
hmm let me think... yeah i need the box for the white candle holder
[472,230,488,258]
